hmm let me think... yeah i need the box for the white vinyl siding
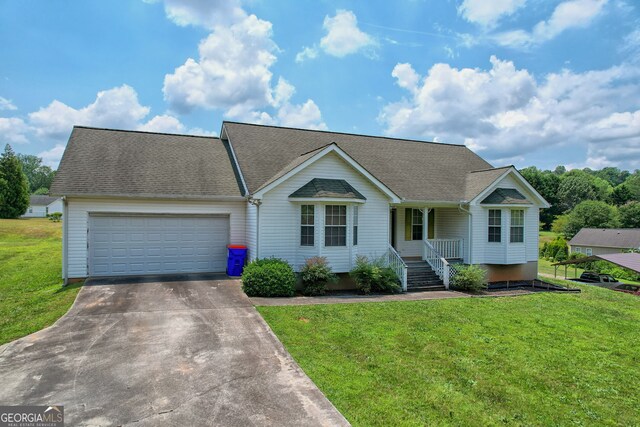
[66,198,246,278]
[469,171,541,265]
[22,205,48,218]
[257,151,390,273]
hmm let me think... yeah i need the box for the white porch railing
[386,245,408,292]
[427,239,462,260]
[422,240,458,289]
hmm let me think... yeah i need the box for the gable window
[510,210,524,243]
[353,206,359,246]
[300,205,315,246]
[325,205,347,246]
[488,209,502,242]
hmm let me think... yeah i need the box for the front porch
[386,206,469,292]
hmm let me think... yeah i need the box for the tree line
[0,144,57,219]
[520,166,640,238]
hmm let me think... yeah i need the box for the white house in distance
[21,195,63,218]
[50,122,549,290]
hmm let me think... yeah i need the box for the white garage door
[88,215,229,276]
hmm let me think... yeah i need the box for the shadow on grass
[53,281,83,294]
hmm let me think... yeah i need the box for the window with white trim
[325,205,347,246]
[574,247,582,254]
[488,209,501,242]
[585,248,593,256]
[300,205,314,246]
[353,206,358,246]
[412,209,423,240]
[510,210,524,243]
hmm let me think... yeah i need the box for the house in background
[569,228,640,256]
[50,122,549,290]
[21,195,63,218]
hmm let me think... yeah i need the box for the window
[300,205,315,246]
[585,248,593,256]
[510,210,524,243]
[325,205,347,246]
[488,209,501,242]
[28,208,33,213]
[404,208,423,241]
[353,206,359,246]
[574,247,582,254]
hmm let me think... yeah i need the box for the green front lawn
[0,218,81,345]
[259,284,640,426]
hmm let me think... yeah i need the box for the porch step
[407,284,447,292]
[404,259,444,291]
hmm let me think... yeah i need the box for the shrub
[47,212,62,222]
[349,256,401,295]
[241,258,296,297]
[300,256,337,296]
[451,265,487,292]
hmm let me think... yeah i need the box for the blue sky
[1,0,639,171]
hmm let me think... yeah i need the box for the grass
[0,218,81,345]
[258,284,640,426]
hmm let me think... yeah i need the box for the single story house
[569,228,640,256]
[50,122,549,290]
[21,195,63,218]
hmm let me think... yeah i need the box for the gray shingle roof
[464,167,510,201]
[223,122,494,202]
[289,178,366,200]
[29,195,59,206]
[598,253,640,273]
[568,228,640,249]
[50,127,244,199]
[481,188,531,205]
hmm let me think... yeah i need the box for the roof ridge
[468,165,513,173]
[73,125,220,140]
[222,121,468,147]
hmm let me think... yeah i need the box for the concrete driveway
[0,275,349,426]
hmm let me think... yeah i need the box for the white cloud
[295,46,318,63]
[30,85,150,139]
[458,0,526,27]
[137,114,186,134]
[144,0,246,29]
[0,96,17,111]
[494,0,608,48]
[319,10,377,58]
[379,56,640,169]
[37,144,66,168]
[162,8,327,130]
[0,117,30,144]
[163,14,278,114]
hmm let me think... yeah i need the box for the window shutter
[428,209,435,239]
[404,208,412,241]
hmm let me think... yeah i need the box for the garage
[88,214,230,276]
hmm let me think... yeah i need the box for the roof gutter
[51,193,247,202]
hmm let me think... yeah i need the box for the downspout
[458,202,471,264]
[62,196,68,285]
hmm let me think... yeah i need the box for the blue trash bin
[227,245,248,276]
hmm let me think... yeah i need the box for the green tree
[520,166,562,229]
[624,171,640,201]
[554,165,566,175]
[564,200,620,238]
[619,201,640,228]
[594,167,630,187]
[0,144,30,218]
[610,184,633,206]
[33,187,49,195]
[17,154,56,193]
[557,174,597,212]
